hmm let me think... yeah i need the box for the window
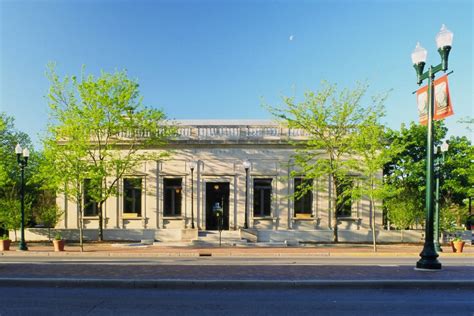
[123,178,142,216]
[164,178,182,216]
[83,179,98,217]
[294,178,313,216]
[336,178,353,217]
[253,178,272,217]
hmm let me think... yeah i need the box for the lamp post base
[415,257,442,270]
[18,243,28,251]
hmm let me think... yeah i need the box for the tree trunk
[370,178,377,252]
[98,183,105,242]
[76,186,84,252]
[332,175,338,243]
[79,209,84,252]
[98,202,104,241]
[371,198,377,252]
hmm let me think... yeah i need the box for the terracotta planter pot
[53,239,65,252]
[451,241,465,253]
[0,239,11,251]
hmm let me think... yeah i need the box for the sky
[1,0,472,148]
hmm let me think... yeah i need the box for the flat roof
[175,119,279,126]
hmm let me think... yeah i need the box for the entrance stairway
[192,230,248,247]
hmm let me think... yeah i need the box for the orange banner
[433,75,454,120]
[416,85,429,125]
[416,74,453,125]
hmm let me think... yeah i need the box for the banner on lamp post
[416,85,429,125]
[433,75,454,120]
[416,74,453,125]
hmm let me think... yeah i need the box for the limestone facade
[56,120,386,242]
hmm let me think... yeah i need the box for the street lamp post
[243,160,251,229]
[411,24,453,270]
[434,141,449,252]
[189,161,198,229]
[15,144,29,251]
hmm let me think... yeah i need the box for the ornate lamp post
[411,24,453,270]
[434,141,449,252]
[242,160,251,229]
[15,144,29,251]
[189,161,198,229]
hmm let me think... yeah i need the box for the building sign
[416,75,453,125]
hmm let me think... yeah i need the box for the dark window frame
[163,178,182,216]
[83,179,98,217]
[336,178,353,218]
[294,178,313,216]
[253,178,272,217]
[123,178,142,216]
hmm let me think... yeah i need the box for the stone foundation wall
[16,228,424,243]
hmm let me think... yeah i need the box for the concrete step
[194,230,247,246]
[192,239,248,247]
[198,231,241,237]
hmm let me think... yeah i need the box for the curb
[0,252,474,259]
[0,278,472,290]
[1,251,473,258]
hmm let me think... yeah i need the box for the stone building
[48,120,421,244]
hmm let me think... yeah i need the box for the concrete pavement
[1,241,473,258]
[1,242,472,289]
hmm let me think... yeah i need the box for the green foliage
[41,64,176,240]
[0,198,31,231]
[385,195,424,230]
[267,81,385,242]
[441,135,473,206]
[36,202,63,228]
[0,113,41,232]
[352,110,402,202]
[54,232,62,240]
[440,204,459,233]
[383,121,447,226]
[383,120,473,231]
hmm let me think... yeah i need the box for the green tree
[0,115,8,187]
[383,120,473,233]
[34,190,64,241]
[0,113,38,238]
[384,197,424,230]
[383,121,448,229]
[268,82,384,242]
[352,113,400,251]
[439,135,473,227]
[43,65,176,241]
[37,107,93,249]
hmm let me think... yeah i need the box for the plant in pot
[451,237,465,253]
[53,232,65,252]
[0,234,11,251]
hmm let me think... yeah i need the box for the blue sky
[1,0,472,148]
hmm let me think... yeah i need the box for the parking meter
[213,202,224,246]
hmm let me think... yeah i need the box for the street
[1,253,472,315]
[0,285,472,316]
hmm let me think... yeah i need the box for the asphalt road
[0,286,472,316]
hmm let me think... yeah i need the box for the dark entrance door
[206,182,230,230]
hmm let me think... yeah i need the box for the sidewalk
[1,241,473,257]
[1,242,473,289]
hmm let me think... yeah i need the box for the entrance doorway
[205,182,230,230]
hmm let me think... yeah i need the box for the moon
[289,35,294,41]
